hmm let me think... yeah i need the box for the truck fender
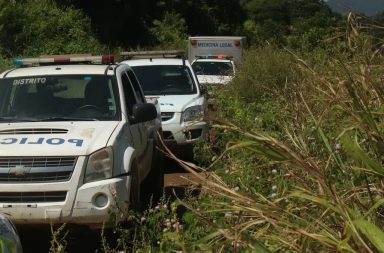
[123,146,136,174]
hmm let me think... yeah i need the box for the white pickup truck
[121,51,208,150]
[0,54,163,229]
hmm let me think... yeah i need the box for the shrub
[0,0,104,58]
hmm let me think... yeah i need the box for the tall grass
[186,13,384,253]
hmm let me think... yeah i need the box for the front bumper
[0,157,130,229]
[161,112,208,145]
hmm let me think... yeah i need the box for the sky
[326,0,384,16]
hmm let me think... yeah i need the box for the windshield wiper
[39,117,99,122]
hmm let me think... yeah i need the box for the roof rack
[120,50,185,60]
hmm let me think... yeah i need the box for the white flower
[272,185,277,191]
[272,169,277,174]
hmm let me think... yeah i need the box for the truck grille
[0,157,77,183]
[0,191,67,202]
[0,128,68,134]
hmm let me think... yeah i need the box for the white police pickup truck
[120,51,208,149]
[0,54,163,229]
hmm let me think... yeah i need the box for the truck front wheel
[129,161,142,212]
[141,136,164,208]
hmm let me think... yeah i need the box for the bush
[0,0,104,58]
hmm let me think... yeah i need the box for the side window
[121,72,137,115]
[127,70,145,103]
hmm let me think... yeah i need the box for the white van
[121,51,208,147]
[0,55,163,229]
[188,36,246,86]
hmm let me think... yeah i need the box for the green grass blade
[353,219,384,252]
[342,135,384,176]
[289,191,342,215]
[0,236,17,253]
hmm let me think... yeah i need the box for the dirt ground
[18,157,203,253]
[165,171,202,187]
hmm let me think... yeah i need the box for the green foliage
[213,45,301,137]
[49,224,68,253]
[0,0,25,57]
[155,0,246,36]
[0,0,104,58]
[149,11,188,50]
[242,0,342,49]
[0,55,12,72]
[0,235,17,253]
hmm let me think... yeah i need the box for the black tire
[129,161,142,212]
[141,137,164,208]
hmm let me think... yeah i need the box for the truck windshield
[192,61,234,76]
[0,75,119,121]
[131,65,197,96]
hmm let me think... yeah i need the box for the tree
[0,0,26,57]
[242,0,342,47]
[0,0,104,57]
[149,12,188,50]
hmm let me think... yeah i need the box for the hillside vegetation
[0,0,383,252]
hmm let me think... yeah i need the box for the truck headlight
[84,147,113,183]
[181,105,204,122]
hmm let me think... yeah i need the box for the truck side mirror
[199,84,207,95]
[130,103,157,124]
